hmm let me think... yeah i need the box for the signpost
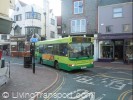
[30,38,38,43]
[30,38,38,74]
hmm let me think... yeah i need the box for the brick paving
[0,63,58,100]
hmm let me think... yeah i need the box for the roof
[98,0,132,6]
[18,0,27,7]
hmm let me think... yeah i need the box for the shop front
[10,36,30,57]
[98,33,133,62]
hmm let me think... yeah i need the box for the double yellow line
[118,89,133,100]
[45,77,65,100]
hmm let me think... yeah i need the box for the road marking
[46,77,65,100]
[96,74,132,81]
[103,71,132,76]
[95,66,132,70]
[118,89,133,100]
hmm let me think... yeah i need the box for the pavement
[94,61,133,70]
[0,63,59,100]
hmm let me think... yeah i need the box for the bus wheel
[54,61,59,69]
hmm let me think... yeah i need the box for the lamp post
[31,6,35,74]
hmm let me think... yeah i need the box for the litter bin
[1,58,5,68]
[24,56,32,68]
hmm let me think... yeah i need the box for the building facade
[56,16,62,36]
[94,0,133,62]
[10,0,58,57]
[47,9,58,39]
[61,0,98,37]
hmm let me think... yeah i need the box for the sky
[19,0,61,16]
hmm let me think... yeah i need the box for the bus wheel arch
[54,60,59,69]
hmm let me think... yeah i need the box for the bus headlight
[68,64,75,66]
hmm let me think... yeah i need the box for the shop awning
[0,18,12,34]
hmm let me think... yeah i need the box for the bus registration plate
[81,66,87,69]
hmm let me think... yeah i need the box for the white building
[10,0,45,39]
[9,0,58,57]
[48,9,58,39]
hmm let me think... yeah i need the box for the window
[74,1,83,14]
[14,26,21,36]
[106,25,113,33]
[25,27,41,41]
[14,14,22,21]
[100,41,114,59]
[71,19,86,33]
[50,31,55,38]
[1,35,7,40]
[51,18,55,25]
[25,12,41,20]
[59,44,68,56]
[113,8,123,18]
[123,24,130,32]
[18,42,24,51]
[25,27,41,35]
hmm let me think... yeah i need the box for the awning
[0,18,13,34]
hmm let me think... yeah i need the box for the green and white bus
[35,36,94,71]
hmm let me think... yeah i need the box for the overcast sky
[19,0,61,16]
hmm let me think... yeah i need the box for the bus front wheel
[54,61,59,69]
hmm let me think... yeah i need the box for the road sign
[30,38,38,43]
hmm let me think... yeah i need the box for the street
[44,67,132,100]
[0,56,132,100]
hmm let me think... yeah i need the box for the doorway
[114,40,124,60]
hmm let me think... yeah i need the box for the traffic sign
[30,38,38,43]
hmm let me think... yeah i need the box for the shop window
[125,40,133,60]
[100,41,114,59]
[18,42,24,51]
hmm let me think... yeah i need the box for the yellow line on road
[118,89,133,100]
[46,77,65,100]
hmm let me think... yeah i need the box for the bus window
[35,46,39,52]
[69,43,93,58]
[59,44,68,56]
[53,44,59,55]
[46,44,53,54]
[39,45,44,53]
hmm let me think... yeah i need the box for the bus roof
[35,36,94,46]
[36,37,72,46]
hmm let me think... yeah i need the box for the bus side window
[39,45,44,53]
[46,44,53,54]
[53,44,59,55]
[35,46,39,52]
[59,44,68,56]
